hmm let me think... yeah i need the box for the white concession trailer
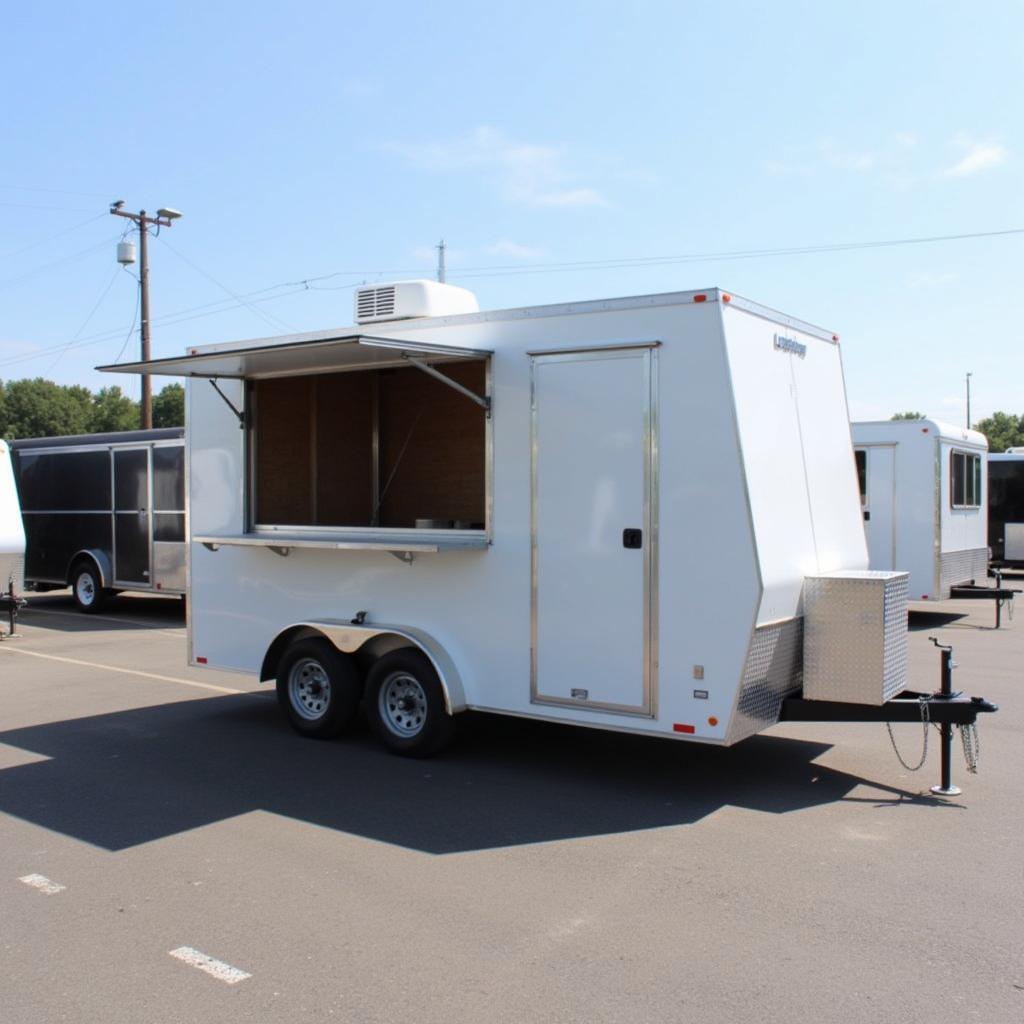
[851,419,989,600]
[101,283,995,776]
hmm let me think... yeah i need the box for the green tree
[90,386,139,433]
[153,383,185,428]
[2,378,93,439]
[891,411,926,420]
[973,412,1024,453]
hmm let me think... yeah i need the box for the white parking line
[169,946,251,984]
[0,647,245,695]
[19,873,66,895]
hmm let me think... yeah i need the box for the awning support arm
[209,379,245,428]
[402,355,490,417]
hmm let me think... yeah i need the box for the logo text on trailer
[774,333,807,358]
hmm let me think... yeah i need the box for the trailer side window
[251,360,487,531]
[153,446,186,542]
[855,450,867,507]
[950,450,981,508]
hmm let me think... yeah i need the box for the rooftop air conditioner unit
[354,280,480,324]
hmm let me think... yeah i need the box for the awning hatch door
[97,334,492,381]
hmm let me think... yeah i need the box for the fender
[260,620,467,714]
[67,549,113,589]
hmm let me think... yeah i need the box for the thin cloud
[383,126,609,209]
[943,141,1007,178]
[0,337,42,356]
[905,270,958,288]
[485,240,548,260]
[341,78,375,99]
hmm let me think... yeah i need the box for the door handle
[622,528,643,549]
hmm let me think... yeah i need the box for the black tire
[275,638,362,739]
[71,561,106,613]
[365,648,455,757]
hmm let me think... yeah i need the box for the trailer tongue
[781,638,998,796]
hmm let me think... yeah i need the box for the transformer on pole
[109,201,183,429]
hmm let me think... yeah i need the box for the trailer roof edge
[100,288,838,367]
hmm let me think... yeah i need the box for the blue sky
[2,1,1021,423]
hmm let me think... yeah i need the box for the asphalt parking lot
[0,587,1021,1023]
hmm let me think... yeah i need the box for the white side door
[863,445,896,570]
[531,347,656,716]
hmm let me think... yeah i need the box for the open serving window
[99,335,493,556]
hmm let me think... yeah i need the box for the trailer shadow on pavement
[17,592,186,632]
[907,610,967,632]
[0,694,951,855]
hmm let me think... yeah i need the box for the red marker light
[196,656,208,664]
[832,334,840,342]
[721,293,732,303]
[693,294,707,303]
[673,723,696,734]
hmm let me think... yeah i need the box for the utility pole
[966,371,972,429]
[110,201,183,428]
[436,239,446,284]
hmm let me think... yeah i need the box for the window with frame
[250,360,488,531]
[950,450,982,509]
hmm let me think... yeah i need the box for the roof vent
[354,280,479,324]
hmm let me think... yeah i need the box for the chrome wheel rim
[75,572,95,606]
[288,658,331,721]
[379,672,427,737]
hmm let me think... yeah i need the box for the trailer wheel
[71,561,106,613]
[276,638,361,739]
[365,648,455,757]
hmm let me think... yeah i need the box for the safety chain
[959,721,980,774]
[886,697,931,772]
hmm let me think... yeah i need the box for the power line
[0,200,96,213]
[2,223,1020,373]
[0,284,318,371]
[0,212,108,261]
[45,265,124,373]
[111,270,142,364]
[448,227,1024,279]
[0,184,112,199]
[0,236,122,292]
[155,234,297,334]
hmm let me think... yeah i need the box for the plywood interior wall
[253,360,486,529]
[378,361,486,527]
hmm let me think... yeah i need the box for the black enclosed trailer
[988,452,1024,567]
[9,428,185,611]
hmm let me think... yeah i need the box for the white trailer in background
[0,440,27,637]
[852,419,989,601]
[100,284,995,778]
